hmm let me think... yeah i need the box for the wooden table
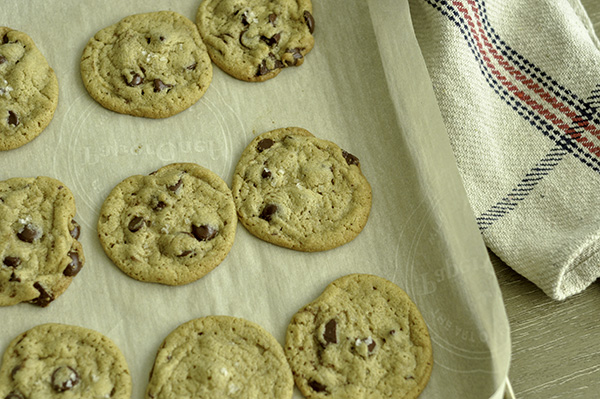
[493,252,600,398]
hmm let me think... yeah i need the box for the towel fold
[409,0,600,300]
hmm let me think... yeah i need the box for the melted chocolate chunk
[17,224,39,243]
[261,168,272,178]
[3,256,21,268]
[257,60,270,76]
[63,251,83,277]
[367,339,377,353]
[153,79,173,92]
[192,224,218,241]
[177,250,194,257]
[308,380,327,393]
[342,150,360,166]
[304,11,315,34]
[126,73,144,87]
[259,204,278,222]
[261,33,281,46]
[70,219,81,240]
[154,200,167,211]
[269,13,277,26]
[5,391,24,399]
[51,366,80,392]
[323,319,337,344]
[9,272,20,282]
[31,282,54,307]
[128,216,145,232]
[167,178,183,192]
[2,34,9,44]
[186,62,197,70]
[284,48,303,66]
[0,55,7,64]
[256,138,274,152]
[7,110,19,127]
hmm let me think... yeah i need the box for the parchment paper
[0,1,511,398]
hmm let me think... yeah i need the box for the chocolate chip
[167,178,183,192]
[304,11,315,34]
[128,216,145,232]
[10,364,21,379]
[259,204,278,221]
[51,366,80,392]
[70,219,81,240]
[284,48,303,66]
[30,282,54,307]
[308,380,327,393]
[153,78,172,92]
[257,60,270,76]
[63,251,83,277]
[342,150,360,166]
[0,55,7,64]
[2,34,9,44]
[5,391,24,399]
[7,110,19,127]
[126,73,144,87]
[269,13,277,26]
[257,138,274,152]
[177,250,194,257]
[9,273,20,282]
[192,224,218,241]
[367,339,377,353]
[186,62,197,70]
[323,319,337,344]
[3,256,21,268]
[261,168,272,178]
[261,33,281,46]
[17,224,40,243]
[154,201,167,211]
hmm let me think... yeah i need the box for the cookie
[145,315,293,398]
[0,323,132,399]
[231,127,371,251]
[0,27,59,150]
[97,163,237,285]
[285,274,433,399]
[0,176,85,307]
[80,11,213,118]
[196,0,315,82]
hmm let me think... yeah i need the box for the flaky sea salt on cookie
[196,0,315,82]
[0,176,85,307]
[0,324,132,399]
[80,11,213,118]
[285,274,433,399]
[145,316,294,399]
[231,127,372,251]
[97,163,237,285]
[0,27,58,150]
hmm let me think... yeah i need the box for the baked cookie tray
[0,0,511,398]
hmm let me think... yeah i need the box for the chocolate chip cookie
[231,127,372,251]
[196,0,315,82]
[0,27,59,150]
[97,163,237,285]
[0,323,132,399]
[80,11,213,118]
[0,176,85,307]
[145,316,294,399]
[285,274,433,399]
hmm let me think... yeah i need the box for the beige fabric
[410,0,600,300]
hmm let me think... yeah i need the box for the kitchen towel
[409,0,600,300]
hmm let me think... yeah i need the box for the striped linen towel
[409,0,600,300]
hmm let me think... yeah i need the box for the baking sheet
[0,0,511,397]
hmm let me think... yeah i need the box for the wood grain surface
[492,252,600,398]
